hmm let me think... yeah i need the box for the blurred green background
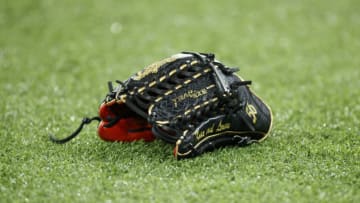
[0,0,359,202]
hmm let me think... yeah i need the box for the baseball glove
[50,51,272,160]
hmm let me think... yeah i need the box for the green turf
[1,0,359,202]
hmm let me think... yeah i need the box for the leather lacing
[49,116,101,144]
[50,80,127,144]
[132,64,204,110]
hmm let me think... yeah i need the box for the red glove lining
[97,102,155,142]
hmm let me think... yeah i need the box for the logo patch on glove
[133,57,177,80]
[245,103,257,124]
[172,88,208,107]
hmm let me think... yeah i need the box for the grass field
[1,0,359,202]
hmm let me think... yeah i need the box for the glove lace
[49,116,101,144]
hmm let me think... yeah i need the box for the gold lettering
[133,57,176,80]
[195,130,206,140]
[216,121,231,132]
[246,103,257,124]
[172,88,208,107]
[207,124,215,134]
[194,122,231,140]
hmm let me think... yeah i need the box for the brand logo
[245,103,257,124]
[172,89,207,107]
[132,57,176,80]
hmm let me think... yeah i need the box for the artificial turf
[0,0,359,202]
